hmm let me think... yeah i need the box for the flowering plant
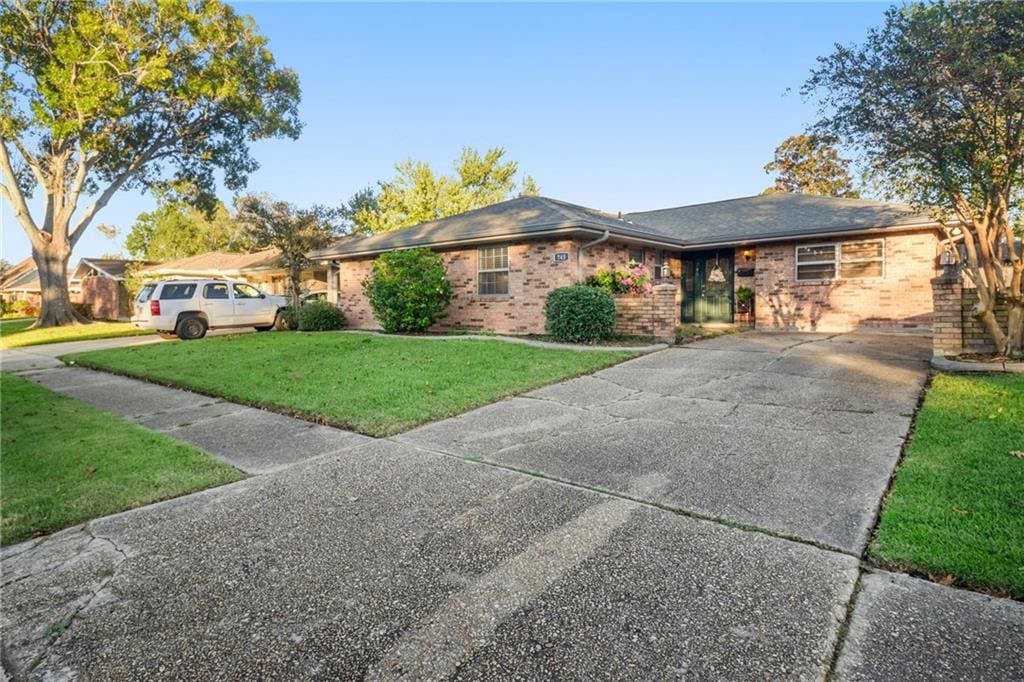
[587,265,654,296]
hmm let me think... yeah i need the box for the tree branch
[0,139,43,244]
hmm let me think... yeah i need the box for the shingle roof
[142,249,283,275]
[77,258,153,280]
[310,196,681,259]
[310,193,940,260]
[624,193,934,245]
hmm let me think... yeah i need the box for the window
[136,283,157,302]
[233,283,263,299]
[796,240,884,281]
[204,283,229,300]
[796,244,837,281]
[159,283,197,300]
[652,251,667,280]
[840,240,884,278]
[629,247,645,267]
[478,245,509,295]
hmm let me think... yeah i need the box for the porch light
[742,249,754,261]
[939,245,956,266]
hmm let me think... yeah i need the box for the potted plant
[736,286,754,314]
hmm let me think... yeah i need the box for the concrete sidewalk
[2,335,1022,680]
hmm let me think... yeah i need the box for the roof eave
[675,221,945,251]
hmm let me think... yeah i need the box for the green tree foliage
[125,187,252,260]
[345,147,538,233]
[362,248,453,333]
[544,285,616,343]
[0,0,301,327]
[235,195,340,311]
[805,1,1024,355]
[762,135,859,197]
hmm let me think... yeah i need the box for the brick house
[310,194,946,338]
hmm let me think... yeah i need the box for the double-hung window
[628,247,645,267]
[796,240,884,281]
[478,245,509,295]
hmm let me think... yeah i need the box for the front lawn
[0,319,152,349]
[870,373,1024,597]
[66,332,635,437]
[1,373,244,546]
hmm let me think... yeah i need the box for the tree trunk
[32,242,89,328]
[289,262,302,311]
[1007,303,1024,357]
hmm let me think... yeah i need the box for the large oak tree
[805,1,1023,355]
[0,0,301,326]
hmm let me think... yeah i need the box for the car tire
[157,331,177,340]
[176,315,208,340]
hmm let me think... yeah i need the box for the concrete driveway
[4,331,1022,680]
[399,331,930,553]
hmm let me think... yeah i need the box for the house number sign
[554,252,570,262]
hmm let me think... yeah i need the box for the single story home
[310,193,947,336]
[141,249,327,298]
[1,256,146,319]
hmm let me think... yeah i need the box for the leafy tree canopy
[235,194,339,310]
[124,186,253,260]
[762,134,859,197]
[804,0,1024,354]
[0,0,301,326]
[344,146,538,234]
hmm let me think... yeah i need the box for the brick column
[613,283,679,340]
[326,260,340,305]
[931,272,963,357]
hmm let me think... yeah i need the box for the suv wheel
[176,315,208,340]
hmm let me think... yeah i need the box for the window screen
[796,244,837,281]
[478,245,509,295]
[839,240,884,278]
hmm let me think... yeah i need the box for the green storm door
[681,250,734,323]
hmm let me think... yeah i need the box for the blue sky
[1,1,894,263]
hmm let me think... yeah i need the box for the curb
[931,356,1024,374]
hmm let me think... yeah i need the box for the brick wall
[961,288,1010,353]
[931,275,963,356]
[335,238,684,335]
[614,284,677,339]
[80,277,127,320]
[754,230,939,332]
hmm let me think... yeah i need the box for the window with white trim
[478,245,509,295]
[795,239,884,281]
[652,251,667,280]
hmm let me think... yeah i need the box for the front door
[681,250,734,323]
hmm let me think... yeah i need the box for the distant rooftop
[142,249,283,275]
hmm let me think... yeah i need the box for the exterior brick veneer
[931,273,1011,356]
[754,230,939,332]
[613,284,678,339]
[336,238,682,335]
[80,277,127,320]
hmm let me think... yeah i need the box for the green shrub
[362,248,453,333]
[279,306,300,330]
[544,285,616,343]
[586,265,654,296]
[297,301,346,331]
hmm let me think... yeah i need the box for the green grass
[870,373,1024,597]
[1,373,244,546]
[0,318,152,349]
[66,332,635,437]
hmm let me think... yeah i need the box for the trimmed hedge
[362,248,453,333]
[297,301,346,331]
[544,285,616,343]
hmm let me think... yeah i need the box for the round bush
[297,301,346,331]
[544,285,616,343]
[362,248,453,333]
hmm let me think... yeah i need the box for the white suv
[132,279,289,340]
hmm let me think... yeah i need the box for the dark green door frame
[680,249,734,324]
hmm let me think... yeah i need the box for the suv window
[203,283,230,300]
[160,283,197,300]
[232,283,262,299]
[136,283,157,302]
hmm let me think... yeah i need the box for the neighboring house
[140,249,327,298]
[0,256,148,319]
[310,193,947,336]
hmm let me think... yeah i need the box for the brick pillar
[327,260,339,305]
[931,272,963,357]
